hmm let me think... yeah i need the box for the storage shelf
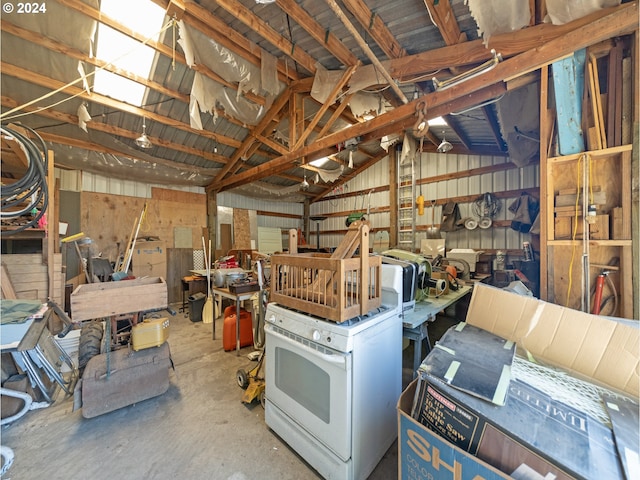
[543,143,633,318]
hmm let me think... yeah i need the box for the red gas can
[223,309,254,351]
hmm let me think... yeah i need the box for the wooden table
[211,286,256,354]
[402,285,472,377]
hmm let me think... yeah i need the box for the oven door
[265,323,352,461]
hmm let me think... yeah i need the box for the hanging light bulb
[213,138,218,154]
[348,150,353,169]
[135,118,152,149]
[437,131,453,153]
[300,172,309,190]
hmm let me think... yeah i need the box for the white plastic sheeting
[46,126,215,187]
[348,91,385,118]
[545,0,620,25]
[310,62,345,104]
[232,180,308,203]
[316,164,345,183]
[347,63,393,95]
[189,73,266,128]
[466,0,530,44]
[178,21,281,128]
[400,134,417,165]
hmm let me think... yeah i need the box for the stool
[180,279,189,317]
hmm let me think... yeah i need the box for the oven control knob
[266,314,276,324]
[312,330,321,341]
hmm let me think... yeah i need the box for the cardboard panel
[466,283,639,397]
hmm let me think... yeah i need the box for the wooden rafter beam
[0,62,243,148]
[311,150,388,203]
[214,86,292,182]
[215,1,638,192]
[293,65,358,150]
[341,0,406,59]
[423,0,466,45]
[39,131,216,175]
[0,96,229,168]
[212,0,317,75]
[388,3,637,80]
[276,0,359,67]
[156,0,298,82]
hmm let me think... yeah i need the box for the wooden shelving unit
[544,144,633,318]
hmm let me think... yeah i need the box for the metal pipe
[433,49,503,91]
[323,0,408,104]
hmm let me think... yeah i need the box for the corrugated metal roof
[2,0,630,201]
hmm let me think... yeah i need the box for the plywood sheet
[233,209,251,249]
[81,191,206,263]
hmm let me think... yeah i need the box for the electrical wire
[1,125,49,235]
[565,154,584,307]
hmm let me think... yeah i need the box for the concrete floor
[1,305,458,480]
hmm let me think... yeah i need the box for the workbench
[402,285,472,377]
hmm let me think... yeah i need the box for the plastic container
[188,292,206,322]
[223,310,253,351]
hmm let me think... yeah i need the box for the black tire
[236,369,249,389]
[78,322,104,371]
[259,389,265,409]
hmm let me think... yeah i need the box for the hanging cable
[1,125,49,235]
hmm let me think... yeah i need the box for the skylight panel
[93,0,166,106]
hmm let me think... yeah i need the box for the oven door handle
[266,326,350,369]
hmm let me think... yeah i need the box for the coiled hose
[1,124,49,235]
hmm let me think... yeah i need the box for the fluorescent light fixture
[432,49,502,92]
[94,0,166,106]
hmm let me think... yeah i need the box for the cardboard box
[397,284,639,480]
[466,283,638,397]
[398,380,510,480]
[412,323,627,479]
[132,241,167,279]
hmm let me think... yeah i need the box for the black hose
[1,124,49,235]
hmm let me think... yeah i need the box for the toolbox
[228,280,260,294]
[81,342,172,418]
[223,310,254,351]
[131,317,170,351]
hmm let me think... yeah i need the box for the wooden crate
[270,253,382,323]
[70,277,167,322]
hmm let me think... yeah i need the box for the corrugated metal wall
[61,150,539,255]
[310,153,539,252]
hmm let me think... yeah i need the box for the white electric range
[264,264,403,480]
